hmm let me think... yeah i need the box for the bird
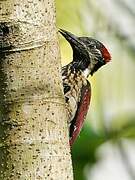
[59,29,111,146]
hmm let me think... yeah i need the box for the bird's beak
[59,29,84,50]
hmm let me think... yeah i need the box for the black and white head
[59,29,111,76]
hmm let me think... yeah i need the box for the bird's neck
[70,59,91,78]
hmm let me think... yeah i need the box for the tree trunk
[0,0,73,179]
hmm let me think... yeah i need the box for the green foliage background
[56,0,135,179]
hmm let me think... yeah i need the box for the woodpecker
[59,29,111,146]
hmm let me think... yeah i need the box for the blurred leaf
[109,116,135,140]
[110,128,135,140]
[72,124,106,180]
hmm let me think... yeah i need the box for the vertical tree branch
[0,0,73,179]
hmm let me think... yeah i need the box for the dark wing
[69,80,91,146]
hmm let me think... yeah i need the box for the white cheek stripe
[83,68,91,77]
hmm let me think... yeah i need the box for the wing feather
[69,81,91,145]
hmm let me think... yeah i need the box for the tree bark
[0,0,73,179]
